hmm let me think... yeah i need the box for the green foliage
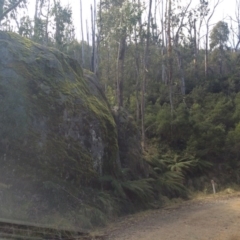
[144,87,240,172]
[121,179,154,203]
[146,151,212,197]
[51,1,75,49]
[0,31,120,188]
[155,170,187,197]
[99,175,154,211]
[0,0,26,22]
[62,40,92,69]
[168,154,197,172]
[18,16,33,38]
[210,21,230,50]
[8,0,75,49]
[100,0,142,39]
[2,0,240,228]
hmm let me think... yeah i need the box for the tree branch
[0,0,24,21]
[207,0,222,25]
[175,0,192,45]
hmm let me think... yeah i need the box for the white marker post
[211,180,216,194]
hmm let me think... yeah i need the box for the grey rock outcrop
[0,31,119,185]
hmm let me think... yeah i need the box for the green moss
[0,31,119,186]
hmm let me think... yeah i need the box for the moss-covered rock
[0,31,119,186]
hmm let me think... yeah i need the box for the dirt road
[102,194,240,240]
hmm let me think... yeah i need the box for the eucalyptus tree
[80,0,85,67]
[203,0,221,78]
[16,0,52,44]
[210,21,230,50]
[187,0,211,77]
[99,0,142,108]
[34,0,40,36]
[52,0,75,50]
[163,0,192,112]
[228,0,240,51]
[167,0,173,113]
[141,0,152,148]
[18,15,33,38]
[132,0,144,121]
[235,0,240,51]
[172,0,192,96]
[0,0,3,16]
[186,0,209,78]
[32,0,51,44]
[0,0,25,23]
[155,0,189,115]
[90,1,96,73]
[0,0,27,33]
[210,21,230,76]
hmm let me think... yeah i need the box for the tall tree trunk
[95,0,102,77]
[133,0,142,122]
[44,0,51,46]
[91,1,97,74]
[53,0,61,47]
[161,0,166,84]
[205,25,209,78]
[117,35,126,108]
[91,4,95,72]
[106,45,110,93]
[167,0,173,115]
[0,0,4,17]
[193,18,198,78]
[153,0,158,42]
[175,50,185,95]
[33,0,39,38]
[173,0,191,96]
[141,0,152,149]
[86,19,91,69]
[219,46,223,76]
[204,0,220,78]
[93,0,97,74]
[134,25,140,122]
[235,0,240,51]
[80,0,85,67]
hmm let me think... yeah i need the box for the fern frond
[156,171,187,195]
[121,178,155,203]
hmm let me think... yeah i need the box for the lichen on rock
[0,31,119,186]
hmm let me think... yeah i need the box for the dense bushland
[1,0,240,229]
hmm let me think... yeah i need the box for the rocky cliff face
[0,31,119,186]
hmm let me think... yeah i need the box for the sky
[27,0,96,40]
[66,0,96,40]
[28,0,237,42]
